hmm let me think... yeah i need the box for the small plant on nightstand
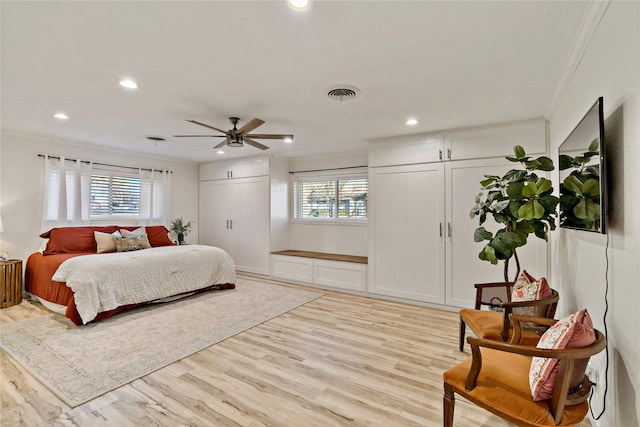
[170,217,192,245]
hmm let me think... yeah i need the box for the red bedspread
[25,252,235,325]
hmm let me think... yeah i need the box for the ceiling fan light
[284,137,293,143]
[227,135,244,147]
[406,118,419,126]
[216,150,225,154]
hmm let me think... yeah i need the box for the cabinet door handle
[447,148,452,160]
[230,220,233,229]
[448,222,452,238]
[439,150,443,161]
[226,220,229,229]
[230,171,233,178]
[440,223,443,237]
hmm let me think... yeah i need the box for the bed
[25,225,236,325]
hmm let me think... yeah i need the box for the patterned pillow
[529,309,596,401]
[512,270,552,301]
[115,234,151,252]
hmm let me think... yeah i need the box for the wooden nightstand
[1,259,22,308]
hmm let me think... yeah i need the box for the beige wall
[548,2,639,426]
[0,131,199,263]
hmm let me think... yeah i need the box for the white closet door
[445,158,548,307]
[199,180,231,253]
[369,163,445,303]
[230,176,270,275]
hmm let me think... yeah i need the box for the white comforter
[52,245,236,324]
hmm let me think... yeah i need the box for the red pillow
[145,225,175,247]
[41,226,119,255]
[529,309,596,401]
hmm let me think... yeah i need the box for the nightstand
[1,259,22,308]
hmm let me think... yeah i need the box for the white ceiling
[1,1,588,163]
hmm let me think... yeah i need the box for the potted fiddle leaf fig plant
[170,217,192,245]
[470,145,559,282]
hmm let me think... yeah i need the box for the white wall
[0,131,199,263]
[548,2,639,426]
[288,151,368,256]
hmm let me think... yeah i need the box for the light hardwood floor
[1,278,591,427]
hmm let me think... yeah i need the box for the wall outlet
[586,359,607,423]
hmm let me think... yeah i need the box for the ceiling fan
[174,117,293,150]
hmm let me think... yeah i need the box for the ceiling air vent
[327,85,360,102]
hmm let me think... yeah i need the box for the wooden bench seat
[270,250,368,265]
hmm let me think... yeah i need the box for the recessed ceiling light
[406,118,419,126]
[53,112,69,120]
[119,79,138,89]
[216,150,225,154]
[288,0,310,11]
[284,137,294,143]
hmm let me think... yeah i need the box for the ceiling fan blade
[246,134,294,140]
[186,120,228,134]
[236,118,265,135]
[213,140,228,149]
[244,137,270,150]
[173,134,226,138]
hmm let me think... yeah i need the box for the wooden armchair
[459,282,559,351]
[443,316,606,426]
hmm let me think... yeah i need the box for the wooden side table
[1,259,22,308]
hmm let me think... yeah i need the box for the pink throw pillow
[511,270,552,302]
[529,309,596,401]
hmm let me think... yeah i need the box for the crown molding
[544,0,610,119]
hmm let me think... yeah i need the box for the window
[90,172,141,217]
[293,175,367,221]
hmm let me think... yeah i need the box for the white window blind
[90,173,141,217]
[293,175,368,221]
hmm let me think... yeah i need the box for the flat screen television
[558,96,607,233]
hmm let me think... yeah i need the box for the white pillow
[94,230,122,253]
[120,227,146,237]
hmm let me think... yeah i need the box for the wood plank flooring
[1,278,591,427]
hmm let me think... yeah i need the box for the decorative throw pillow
[144,225,175,247]
[94,230,122,254]
[41,226,119,255]
[529,309,596,401]
[511,270,552,302]
[120,227,146,237]
[115,234,151,252]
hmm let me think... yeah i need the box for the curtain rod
[289,165,368,174]
[37,154,172,173]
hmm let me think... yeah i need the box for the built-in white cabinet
[199,176,270,275]
[270,254,367,292]
[444,159,548,307]
[368,120,549,309]
[199,155,270,180]
[199,155,289,276]
[368,163,446,303]
[369,119,546,168]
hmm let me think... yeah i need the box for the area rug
[0,278,322,408]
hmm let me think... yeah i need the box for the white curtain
[138,168,171,226]
[41,156,93,232]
